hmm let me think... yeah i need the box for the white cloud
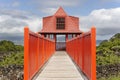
[24,18,42,32]
[0,10,42,34]
[0,15,11,22]
[0,9,42,44]
[80,7,120,40]
[41,7,57,15]
[0,7,120,41]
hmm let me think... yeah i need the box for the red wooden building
[38,7,82,50]
[24,7,96,80]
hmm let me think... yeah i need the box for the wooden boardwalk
[33,51,84,80]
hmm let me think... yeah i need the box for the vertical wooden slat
[91,27,96,80]
[24,27,55,80]
[66,27,96,80]
[24,27,29,80]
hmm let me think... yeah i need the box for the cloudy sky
[0,0,120,44]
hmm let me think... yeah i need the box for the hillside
[0,40,23,80]
[0,33,120,80]
[97,33,120,80]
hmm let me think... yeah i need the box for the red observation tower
[38,7,82,50]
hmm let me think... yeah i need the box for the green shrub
[98,74,120,80]
[97,33,120,66]
[0,52,23,67]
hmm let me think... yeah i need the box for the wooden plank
[33,51,84,80]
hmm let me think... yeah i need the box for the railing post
[24,27,29,80]
[91,27,96,80]
[53,34,56,51]
[42,36,45,64]
[36,34,39,71]
[82,33,84,71]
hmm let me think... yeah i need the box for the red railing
[24,27,55,80]
[66,27,96,80]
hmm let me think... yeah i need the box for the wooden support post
[66,34,68,41]
[24,27,29,80]
[36,34,39,71]
[91,27,96,80]
[54,34,56,51]
[72,34,74,38]
[41,34,44,37]
[48,34,50,39]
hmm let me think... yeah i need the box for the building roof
[54,7,67,17]
[38,7,82,34]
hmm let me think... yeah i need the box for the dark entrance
[56,35,66,51]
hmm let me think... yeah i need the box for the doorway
[56,35,66,51]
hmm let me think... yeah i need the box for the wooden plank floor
[33,51,84,80]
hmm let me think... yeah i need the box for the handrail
[24,27,55,80]
[29,31,55,42]
[24,26,96,80]
[67,31,91,42]
[66,27,96,80]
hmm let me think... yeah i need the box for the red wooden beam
[24,27,29,80]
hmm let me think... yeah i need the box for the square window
[56,18,65,29]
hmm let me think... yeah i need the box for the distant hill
[0,40,23,52]
[96,40,102,46]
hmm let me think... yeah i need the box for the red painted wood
[24,27,55,80]
[66,27,96,80]
[39,7,81,34]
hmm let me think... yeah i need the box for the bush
[111,46,120,52]
[0,40,23,52]
[0,52,23,67]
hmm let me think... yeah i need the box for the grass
[0,52,23,67]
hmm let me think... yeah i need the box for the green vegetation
[0,52,23,66]
[97,53,120,66]
[97,33,120,66]
[98,74,120,80]
[97,33,120,80]
[0,40,23,52]
[0,40,23,67]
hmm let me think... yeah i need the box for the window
[56,18,65,29]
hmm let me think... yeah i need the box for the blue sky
[0,0,120,16]
[0,0,120,44]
